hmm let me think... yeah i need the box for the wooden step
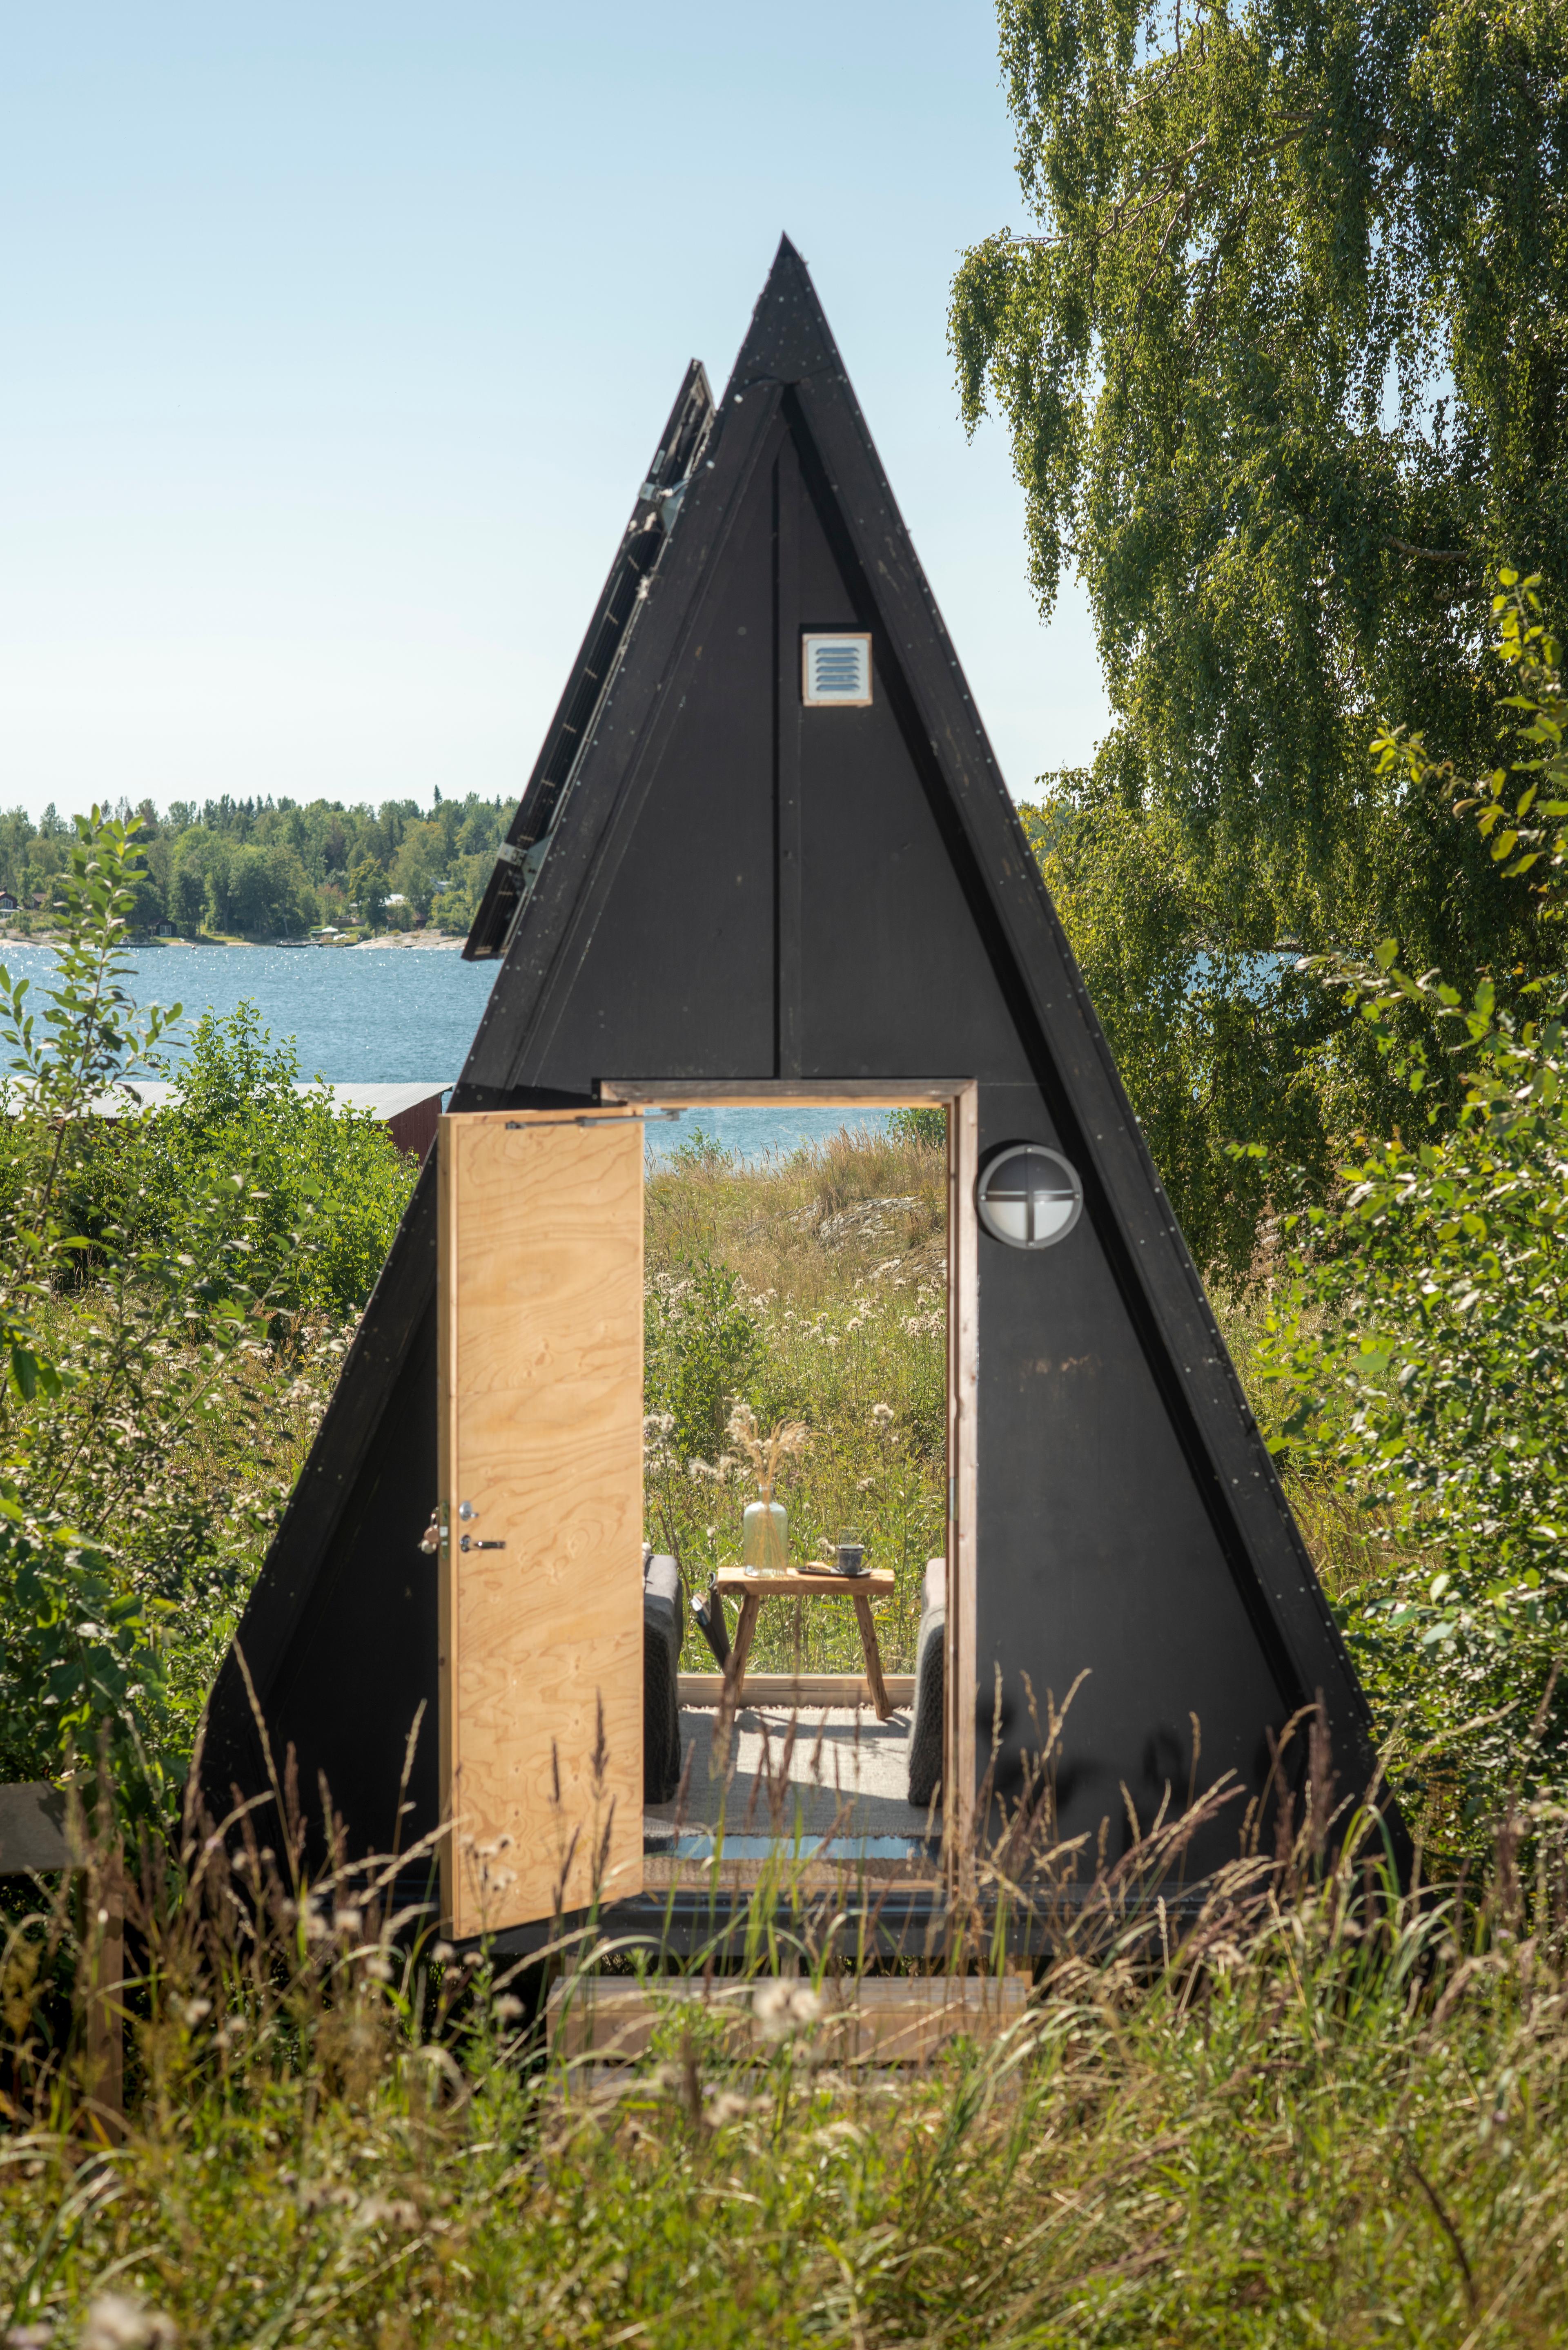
[548,1973,1029,2065]
[678,1672,914,1710]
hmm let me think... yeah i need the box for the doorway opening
[606,1081,977,1885]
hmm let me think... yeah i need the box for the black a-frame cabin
[202,240,1395,1944]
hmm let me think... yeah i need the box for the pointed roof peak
[727,234,841,395]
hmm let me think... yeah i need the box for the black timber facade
[202,239,1396,1896]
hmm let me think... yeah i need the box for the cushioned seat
[643,1551,684,1802]
[906,1556,945,1810]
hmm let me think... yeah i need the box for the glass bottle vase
[741,1499,788,1572]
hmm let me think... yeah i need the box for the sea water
[0,941,891,1164]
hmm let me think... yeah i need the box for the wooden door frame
[600,1078,979,1866]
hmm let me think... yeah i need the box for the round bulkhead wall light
[976,1144,1083,1250]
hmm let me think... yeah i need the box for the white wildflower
[79,2297,178,2350]
[358,2196,421,2232]
[753,1980,792,2036]
[753,1980,824,2042]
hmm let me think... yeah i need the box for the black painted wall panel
[257,1309,440,1857]
[793,478,1033,1083]
[972,1083,1286,1873]
[207,245,1385,1888]
[525,462,780,1088]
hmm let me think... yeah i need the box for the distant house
[154,918,176,937]
[0,890,16,914]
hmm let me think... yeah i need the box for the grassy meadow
[6,1816,1568,2345]
[643,1124,948,1676]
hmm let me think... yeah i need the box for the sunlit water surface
[0,941,893,1162]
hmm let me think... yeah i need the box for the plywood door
[437,1110,644,1939]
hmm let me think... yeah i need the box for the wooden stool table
[716,1564,898,1721]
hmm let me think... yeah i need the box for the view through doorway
[615,1086,972,1878]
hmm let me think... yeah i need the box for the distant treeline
[0,792,512,938]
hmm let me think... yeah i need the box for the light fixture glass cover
[976,1144,1083,1249]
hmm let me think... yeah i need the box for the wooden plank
[775,437,804,1076]
[713,1565,895,1595]
[724,1592,762,1700]
[80,1851,125,2138]
[548,1974,1029,2065]
[949,1082,980,1875]
[601,1080,970,1104]
[438,1109,644,1939]
[677,1672,914,1709]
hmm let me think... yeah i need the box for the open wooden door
[437,1108,645,1939]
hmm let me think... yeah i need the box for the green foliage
[349,854,390,930]
[142,1006,416,1319]
[0,791,510,939]
[956,0,1568,1261]
[887,1106,947,1151]
[2,1004,418,1323]
[1025,783,1342,1271]
[1258,578,1568,1839]
[645,1256,758,1469]
[0,815,196,1802]
[0,814,365,1811]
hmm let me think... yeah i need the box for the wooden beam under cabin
[677,1672,914,1711]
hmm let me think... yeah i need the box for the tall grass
[5,1761,1568,2343]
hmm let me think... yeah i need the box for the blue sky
[0,3,1109,826]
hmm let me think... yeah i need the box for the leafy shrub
[644,1255,757,1466]
[1259,577,1568,1842]
[13,1002,417,1320]
[0,815,361,1810]
[887,1106,946,1151]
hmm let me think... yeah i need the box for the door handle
[459,1534,506,1552]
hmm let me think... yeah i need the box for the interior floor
[645,1703,939,1858]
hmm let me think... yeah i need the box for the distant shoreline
[0,931,466,952]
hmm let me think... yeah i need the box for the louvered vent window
[802,632,872,706]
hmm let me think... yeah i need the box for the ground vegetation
[1,1774,1567,2342]
[644,1124,948,1676]
[0,816,413,1811]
